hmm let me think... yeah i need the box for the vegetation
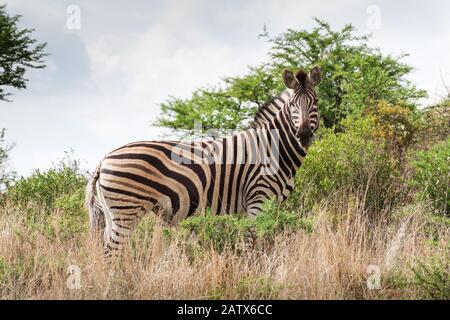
[1,3,45,189]
[0,100,448,298]
[416,99,450,146]
[0,4,47,102]
[178,200,313,253]
[290,116,402,215]
[0,17,448,299]
[0,175,448,299]
[411,251,450,300]
[3,154,87,241]
[411,140,449,215]
[155,19,425,136]
[7,153,86,211]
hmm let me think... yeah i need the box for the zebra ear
[308,66,322,86]
[283,69,297,89]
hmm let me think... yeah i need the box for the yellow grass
[0,200,448,299]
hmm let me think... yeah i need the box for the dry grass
[0,199,448,300]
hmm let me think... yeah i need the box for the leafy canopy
[155,18,425,136]
[0,4,47,101]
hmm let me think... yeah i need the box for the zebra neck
[251,89,291,129]
[262,104,307,177]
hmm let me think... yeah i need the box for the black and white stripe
[251,89,291,129]
[85,66,322,258]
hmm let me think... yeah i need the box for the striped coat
[86,66,321,256]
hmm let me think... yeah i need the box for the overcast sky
[1,0,449,176]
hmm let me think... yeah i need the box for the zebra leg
[243,196,267,251]
[103,205,147,260]
[242,225,258,251]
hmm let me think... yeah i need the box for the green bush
[180,199,314,252]
[256,199,314,237]
[7,154,87,211]
[180,211,252,252]
[411,139,450,215]
[290,116,402,213]
[412,253,450,299]
[4,153,88,240]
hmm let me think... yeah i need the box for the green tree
[157,65,278,136]
[155,19,425,135]
[0,5,46,191]
[0,4,47,101]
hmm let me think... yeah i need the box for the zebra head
[282,66,322,148]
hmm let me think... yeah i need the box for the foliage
[180,199,313,252]
[0,128,15,192]
[158,88,250,137]
[290,116,401,213]
[180,211,252,252]
[157,65,279,137]
[368,101,422,156]
[3,153,88,240]
[410,139,450,215]
[256,198,314,237]
[6,153,87,211]
[416,99,450,146]
[0,4,47,101]
[155,18,425,134]
[412,253,450,299]
[263,19,425,128]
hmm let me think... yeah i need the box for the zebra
[85,66,322,258]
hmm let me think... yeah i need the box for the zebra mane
[250,89,291,129]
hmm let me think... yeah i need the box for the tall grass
[0,197,448,300]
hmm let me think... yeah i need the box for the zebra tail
[85,159,105,237]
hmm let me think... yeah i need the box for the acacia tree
[0,4,47,101]
[155,18,425,135]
